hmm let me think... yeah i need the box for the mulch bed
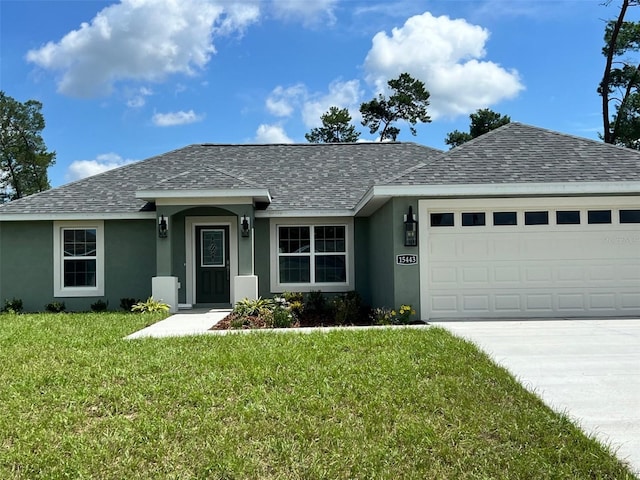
[211,312,376,331]
[211,312,426,330]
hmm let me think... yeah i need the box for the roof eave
[135,188,272,205]
[354,181,640,216]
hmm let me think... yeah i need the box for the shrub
[120,298,139,312]
[331,291,363,325]
[45,301,66,313]
[270,303,294,328]
[90,299,108,312]
[131,297,170,313]
[395,304,416,325]
[288,300,305,319]
[371,304,417,325]
[2,298,23,314]
[305,290,326,314]
[282,291,304,303]
[233,297,275,317]
[370,307,394,325]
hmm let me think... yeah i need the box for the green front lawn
[0,313,635,479]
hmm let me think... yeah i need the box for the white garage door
[419,197,640,320]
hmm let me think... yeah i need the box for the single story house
[0,122,639,319]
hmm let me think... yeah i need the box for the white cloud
[126,86,153,108]
[26,0,260,97]
[301,79,362,128]
[266,79,363,128]
[66,153,135,181]
[363,11,524,119]
[255,124,294,143]
[269,0,338,27]
[266,84,307,117]
[152,110,204,126]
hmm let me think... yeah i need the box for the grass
[0,313,636,479]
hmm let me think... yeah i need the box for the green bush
[233,297,275,317]
[282,291,304,303]
[2,298,23,314]
[370,305,417,325]
[331,291,363,325]
[305,290,326,314]
[90,299,108,312]
[120,298,139,312]
[45,301,66,313]
[370,307,394,325]
[131,297,170,313]
[270,304,294,328]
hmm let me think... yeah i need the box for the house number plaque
[396,254,418,265]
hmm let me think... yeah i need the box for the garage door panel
[557,293,585,310]
[463,295,490,312]
[421,198,640,319]
[495,294,522,312]
[621,293,640,310]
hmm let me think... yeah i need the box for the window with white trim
[54,221,104,297]
[271,218,353,292]
[278,225,346,284]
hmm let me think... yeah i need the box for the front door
[195,225,230,304]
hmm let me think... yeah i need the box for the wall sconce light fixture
[404,206,417,247]
[241,214,250,237]
[158,214,168,238]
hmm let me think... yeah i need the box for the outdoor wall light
[241,214,250,237]
[404,206,418,247]
[158,214,168,238]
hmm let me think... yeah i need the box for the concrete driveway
[432,319,640,475]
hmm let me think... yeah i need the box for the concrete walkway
[433,319,640,475]
[125,308,230,339]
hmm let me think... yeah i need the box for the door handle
[226,259,230,280]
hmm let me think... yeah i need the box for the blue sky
[1,0,632,188]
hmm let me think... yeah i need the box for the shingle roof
[0,142,440,215]
[391,122,640,185]
[3,123,638,218]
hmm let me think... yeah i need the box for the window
[54,221,104,297]
[63,229,97,287]
[430,213,454,227]
[588,210,612,224]
[556,210,580,225]
[525,211,549,225]
[277,225,347,285]
[462,212,485,226]
[620,209,640,223]
[493,212,517,226]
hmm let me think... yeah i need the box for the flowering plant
[395,304,416,324]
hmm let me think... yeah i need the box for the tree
[0,91,55,201]
[359,72,431,141]
[444,108,511,148]
[305,106,360,143]
[599,0,640,148]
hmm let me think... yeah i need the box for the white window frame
[270,217,354,293]
[53,221,105,297]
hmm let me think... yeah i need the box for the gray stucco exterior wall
[353,217,371,306]
[391,198,422,319]
[365,197,422,318]
[367,200,395,309]
[0,221,53,312]
[254,217,271,298]
[104,220,156,308]
[0,220,156,312]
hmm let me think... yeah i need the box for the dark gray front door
[195,226,230,304]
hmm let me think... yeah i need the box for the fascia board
[354,182,640,216]
[0,212,157,221]
[255,209,354,218]
[136,188,272,203]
